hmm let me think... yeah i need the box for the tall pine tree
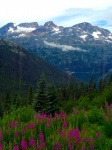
[33,73,47,113]
[46,84,60,115]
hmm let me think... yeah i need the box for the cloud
[51,7,112,31]
[0,0,112,31]
[44,41,87,52]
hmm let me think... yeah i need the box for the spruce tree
[33,73,47,113]
[59,84,68,101]
[80,81,87,96]
[13,93,22,108]
[109,75,112,85]
[0,105,3,119]
[46,84,60,115]
[5,92,11,112]
[88,76,96,94]
[98,78,107,92]
[28,86,33,105]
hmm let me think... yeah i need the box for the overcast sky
[0,0,112,31]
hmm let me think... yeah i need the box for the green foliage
[46,84,60,115]
[0,105,3,119]
[33,74,60,115]
[76,95,92,109]
[61,100,75,114]
[87,108,104,125]
[33,73,47,113]
[104,122,112,138]
[92,85,112,107]
[4,92,11,112]
[28,85,33,105]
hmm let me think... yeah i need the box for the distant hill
[0,39,78,95]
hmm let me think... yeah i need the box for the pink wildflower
[13,145,19,150]
[63,121,68,128]
[14,132,19,137]
[68,143,73,150]
[21,139,27,150]
[96,132,101,138]
[29,138,36,147]
[0,142,3,149]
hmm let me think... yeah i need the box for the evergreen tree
[67,82,75,100]
[108,75,112,85]
[28,86,33,105]
[80,81,87,96]
[33,73,47,113]
[4,92,11,112]
[74,83,79,100]
[0,105,3,119]
[46,84,60,115]
[88,76,96,94]
[12,93,22,108]
[98,78,107,92]
[59,84,68,101]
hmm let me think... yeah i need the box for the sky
[0,0,112,31]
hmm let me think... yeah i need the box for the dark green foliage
[4,92,11,112]
[28,86,33,105]
[104,122,112,138]
[87,108,104,125]
[80,81,87,96]
[33,73,47,113]
[46,84,60,115]
[12,93,22,108]
[0,105,3,119]
[88,76,96,94]
[33,74,60,115]
[61,100,75,114]
[67,82,75,100]
[98,78,107,92]
[58,84,68,101]
[109,74,112,85]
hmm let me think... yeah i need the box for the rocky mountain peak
[73,22,94,31]
[44,21,57,27]
[0,22,15,35]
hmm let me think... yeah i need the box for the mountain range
[0,21,112,82]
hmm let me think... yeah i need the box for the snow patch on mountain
[15,26,36,32]
[44,41,87,52]
[18,34,26,37]
[53,27,60,32]
[108,35,112,39]
[105,40,112,43]
[80,35,87,41]
[8,27,14,33]
[92,31,101,39]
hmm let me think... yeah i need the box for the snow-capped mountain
[0,21,112,45]
[0,22,39,36]
[0,21,112,82]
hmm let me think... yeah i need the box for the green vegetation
[0,102,112,149]
[1,39,112,149]
[0,73,112,149]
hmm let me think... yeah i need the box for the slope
[0,39,77,95]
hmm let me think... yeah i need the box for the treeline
[0,73,112,118]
